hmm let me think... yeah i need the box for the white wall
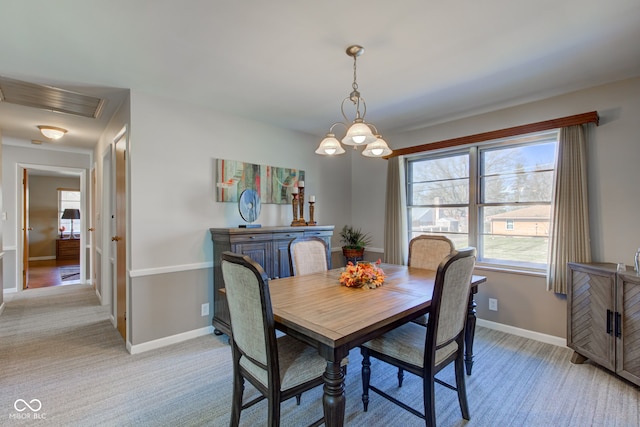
[350,76,640,339]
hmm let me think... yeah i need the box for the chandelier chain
[352,55,359,92]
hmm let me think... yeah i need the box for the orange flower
[339,261,385,289]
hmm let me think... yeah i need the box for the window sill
[474,263,547,278]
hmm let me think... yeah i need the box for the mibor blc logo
[10,399,46,420]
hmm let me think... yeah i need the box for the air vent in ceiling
[0,76,105,119]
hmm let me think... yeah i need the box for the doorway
[19,164,87,291]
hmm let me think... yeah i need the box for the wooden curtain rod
[385,111,599,158]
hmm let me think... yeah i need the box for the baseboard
[3,286,18,294]
[128,325,215,354]
[477,318,567,348]
[29,256,56,261]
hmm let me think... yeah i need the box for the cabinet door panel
[235,242,272,278]
[568,266,615,371]
[617,273,640,384]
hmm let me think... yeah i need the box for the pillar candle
[298,180,304,188]
[309,195,315,202]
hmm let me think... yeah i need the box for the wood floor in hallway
[27,259,80,288]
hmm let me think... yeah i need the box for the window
[407,130,558,271]
[58,190,80,237]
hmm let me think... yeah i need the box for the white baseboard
[128,325,215,354]
[477,318,567,348]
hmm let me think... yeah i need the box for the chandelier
[315,45,392,158]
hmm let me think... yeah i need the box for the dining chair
[360,247,477,426]
[401,234,455,386]
[408,234,455,270]
[408,234,455,329]
[221,251,326,427]
[288,236,330,276]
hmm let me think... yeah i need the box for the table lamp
[61,209,80,239]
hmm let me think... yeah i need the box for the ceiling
[1,0,640,152]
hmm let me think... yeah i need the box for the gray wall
[351,76,640,339]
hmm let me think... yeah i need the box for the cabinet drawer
[229,233,274,244]
[304,230,333,238]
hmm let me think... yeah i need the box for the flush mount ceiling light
[315,45,392,158]
[38,125,67,140]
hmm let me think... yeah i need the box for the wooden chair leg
[423,374,436,427]
[361,349,371,412]
[455,352,470,420]
[397,367,404,387]
[267,395,281,427]
[230,374,244,427]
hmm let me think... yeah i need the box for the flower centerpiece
[339,259,385,289]
[59,226,65,239]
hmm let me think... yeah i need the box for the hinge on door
[124,311,127,321]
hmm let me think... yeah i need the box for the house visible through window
[59,190,80,238]
[407,130,558,271]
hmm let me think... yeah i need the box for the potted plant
[339,225,372,262]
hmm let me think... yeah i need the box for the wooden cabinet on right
[567,262,640,385]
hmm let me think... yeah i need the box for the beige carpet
[1,284,639,426]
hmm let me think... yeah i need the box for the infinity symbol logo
[14,399,42,412]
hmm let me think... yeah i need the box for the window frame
[58,189,81,238]
[406,130,558,273]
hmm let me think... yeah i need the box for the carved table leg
[323,360,346,427]
[464,289,478,375]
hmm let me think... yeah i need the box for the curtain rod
[385,111,599,159]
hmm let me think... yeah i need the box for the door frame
[17,163,87,291]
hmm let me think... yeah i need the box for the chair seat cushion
[240,334,328,391]
[362,322,457,367]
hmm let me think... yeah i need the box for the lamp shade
[38,126,67,140]
[61,209,81,220]
[362,136,393,157]
[315,134,346,155]
[341,119,377,146]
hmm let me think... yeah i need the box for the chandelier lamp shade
[315,45,392,158]
[38,125,67,140]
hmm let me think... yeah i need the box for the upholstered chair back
[221,252,277,389]
[289,237,329,276]
[429,248,476,357]
[408,235,455,270]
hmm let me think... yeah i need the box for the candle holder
[298,186,306,225]
[308,201,317,226]
[291,194,300,226]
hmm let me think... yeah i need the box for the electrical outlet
[489,298,498,311]
[201,303,209,317]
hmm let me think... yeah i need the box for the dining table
[268,263,487,427]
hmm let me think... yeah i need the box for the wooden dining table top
[268,263,486,355]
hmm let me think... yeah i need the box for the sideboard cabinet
[210,225,334,336]
[567,262,640,385]
[56,238,80,261]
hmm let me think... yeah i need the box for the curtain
[384,156,408,265]
[546,125,591,294]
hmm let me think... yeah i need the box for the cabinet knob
[111,236,121,242]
